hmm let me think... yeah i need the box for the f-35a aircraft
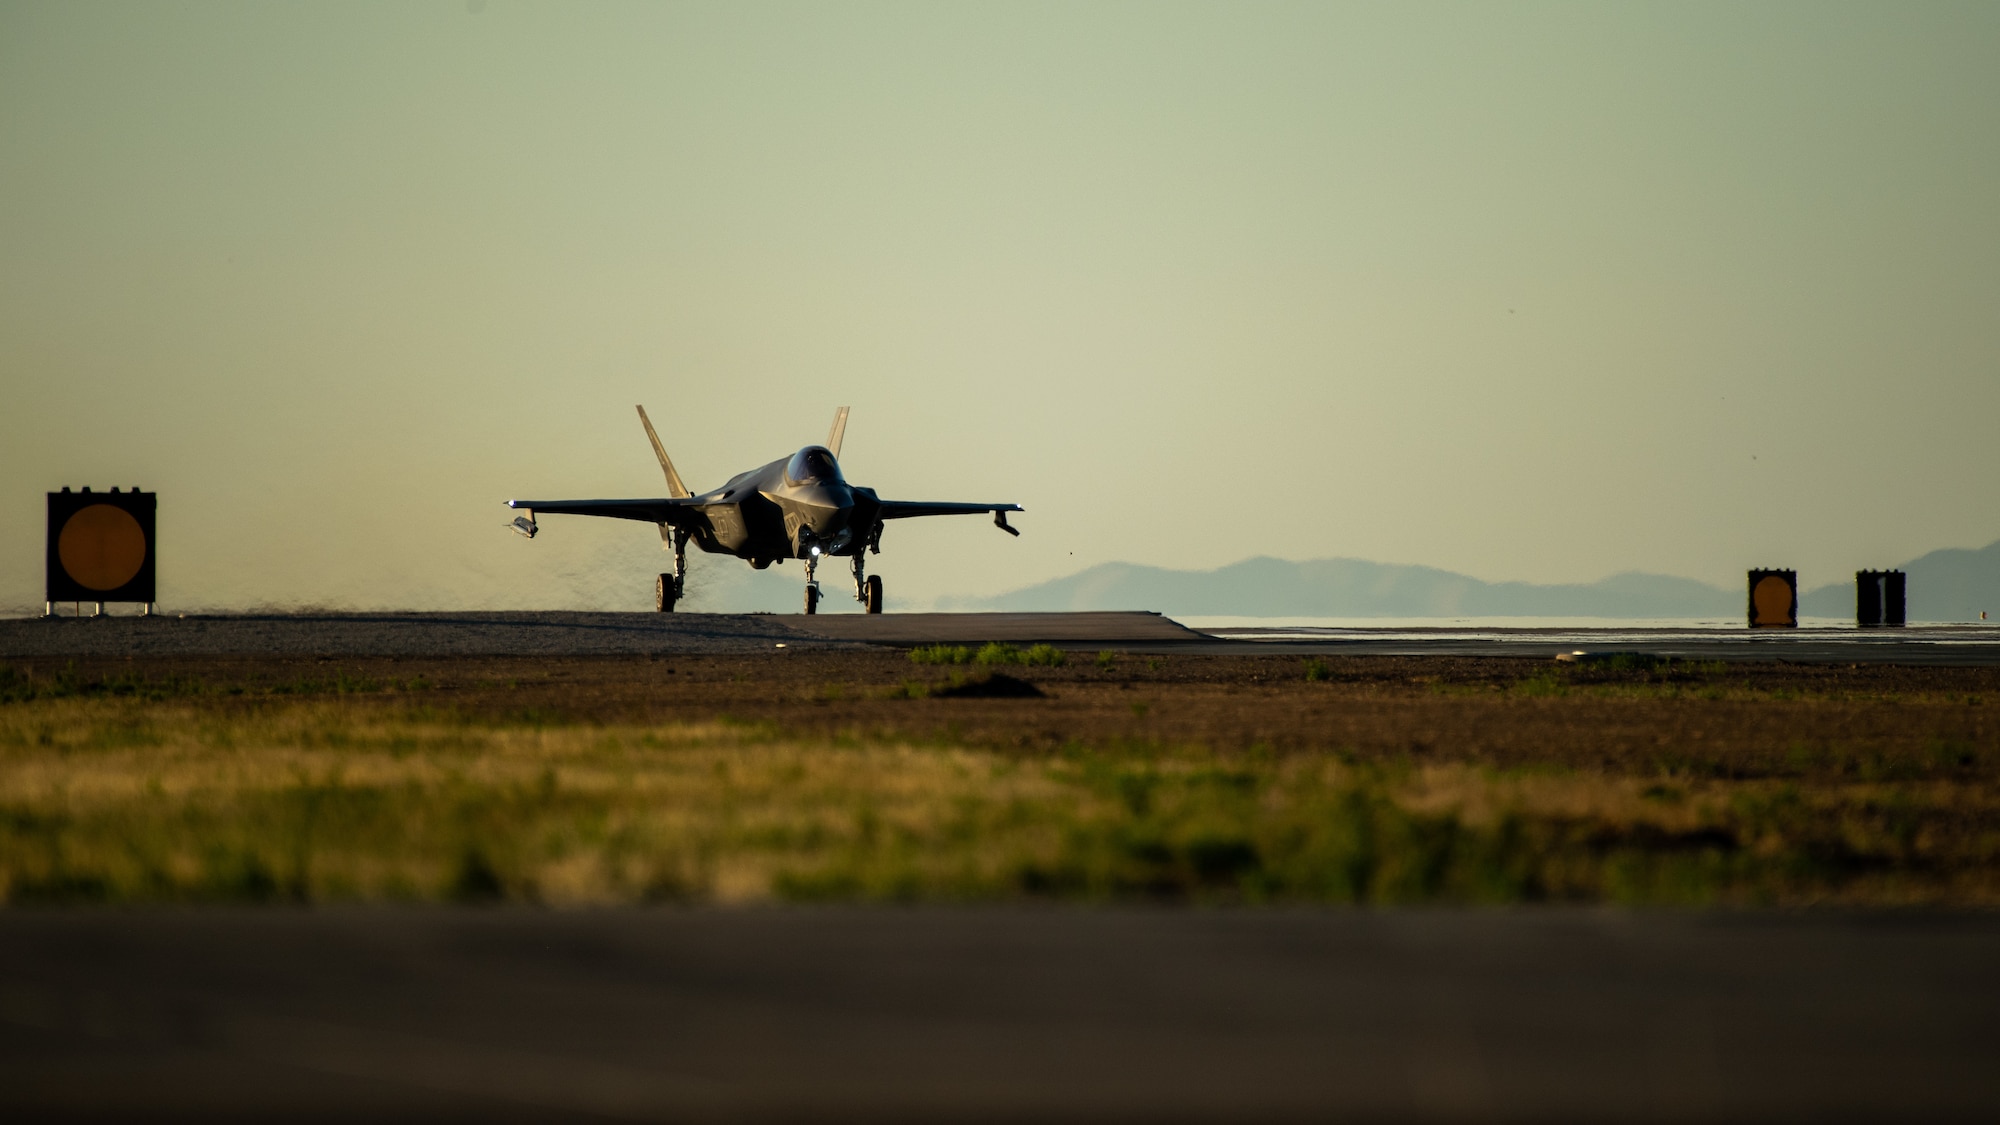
[506,407,1022,614]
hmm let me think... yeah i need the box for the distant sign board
[47,488,156,605]
[1856,570,1906,627]
[1748,569,1797,628]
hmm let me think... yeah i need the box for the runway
[1195,621,2000,666]
[7,610,2000,664]
[0,610,1202,658]
[3,907,1995,1122]
[785,610,1206,646]
[0,611,863,658]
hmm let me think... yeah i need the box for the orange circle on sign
[58,504,148,591]
[1752,575,1793,624]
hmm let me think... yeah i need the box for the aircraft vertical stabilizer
[635,405,692,499]
[827,406,850,459]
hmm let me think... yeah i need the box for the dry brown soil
[26,650,1997,775]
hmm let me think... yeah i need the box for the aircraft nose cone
[795,484,854,527]
[785,484,856,553]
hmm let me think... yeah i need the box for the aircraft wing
[876,499,1024,536]
[877,500,1022,520]
[505,497,702,525]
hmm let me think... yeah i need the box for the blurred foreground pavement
[1,908,1996,1122]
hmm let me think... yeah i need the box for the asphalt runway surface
[3,908,1996,1123]
[7,610,2000,664]
[0,611,860,658]
[1195,622,2000,666]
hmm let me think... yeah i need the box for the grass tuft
[909,643,1069,667]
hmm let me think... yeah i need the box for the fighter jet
[505,407,1022,614]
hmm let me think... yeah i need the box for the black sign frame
[47,488,157,604]
[1747,568,1797,629]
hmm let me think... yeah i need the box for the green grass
[909,643,1067,667]
[1509,671,1569,698]
[1,688,1995,906]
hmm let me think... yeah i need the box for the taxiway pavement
[0,611,861,658]
[6,611,2000,664]
[2,908,1994,1122]
[1193,622,2000,666]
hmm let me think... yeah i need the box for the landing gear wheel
[864,574,884,614]
[804,584,820,615]
[656,573,677,613]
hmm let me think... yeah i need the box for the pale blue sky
[4,1,1997,612]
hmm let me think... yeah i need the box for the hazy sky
[4,1,1997,613]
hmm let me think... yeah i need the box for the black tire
[656,574,676,613]
[864,574,884,614]
[804,584,819,615]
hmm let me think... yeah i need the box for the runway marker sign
[1856,570,1906,627]
[1748,569,1797,628]
[47,488,156,612]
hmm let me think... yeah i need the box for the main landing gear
[799,549,885,615]
[655,529,688,612]
[855,556,883,615]
[852,522,884,615]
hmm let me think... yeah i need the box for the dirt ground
[21,649,1993,775]
[5,651,1996,906]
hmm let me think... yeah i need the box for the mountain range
[937,538,2000,621]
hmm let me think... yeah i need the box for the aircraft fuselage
[682,447,881,567]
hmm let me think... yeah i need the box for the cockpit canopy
[784,445,843,486]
